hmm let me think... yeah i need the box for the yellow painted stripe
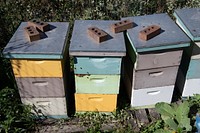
[11,59,63,77]
[75,94,117,112]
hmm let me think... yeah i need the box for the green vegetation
[1,0,200,132]
[0,87,36,133]
[73,95,200,133]
[155,102,192,132]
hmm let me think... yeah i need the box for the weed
[0,87,35,132]
[155,101,192,132]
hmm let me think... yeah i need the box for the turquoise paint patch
[186,59,200,79]
[3,53,63,59]
[74,57,122,75]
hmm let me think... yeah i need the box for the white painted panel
[131,85,174,107]
[182,78,200,97]
[21,97,67,116]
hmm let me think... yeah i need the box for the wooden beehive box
[174,8,200,97]
[3,22,70,118]
[69,20,126,112]
[122,13,190,107]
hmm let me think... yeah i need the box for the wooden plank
[75,74,120,94]
[183,78,200,97]
[135,66,178,89]
[11,59,63,77]
[75,94,117,112]
[16,77,65,98]
[21,97,67,116]
[131,85,174,107]
[186,59,200,79]
[134,109,149,127]
[126,110,140,132]
[137,50,183,70]
[74,57,122,75]
[36,125,87,133]
[147,108,160,122]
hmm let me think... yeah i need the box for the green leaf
[178,117,192,131]
[155,102,175,118]
[175,101,190,123]
[154,129,172,133]
[193,94,200,100]
[164,118,178,131]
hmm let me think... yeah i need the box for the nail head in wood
[87,27,108,43]
[28,19,50,32]
[24,26,40,42]
[139,25,161,41]
[111,19,134,33]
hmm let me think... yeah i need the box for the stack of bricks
[3,21,70,118]
[122,13,190,107]
[174,8,200,97]
[69,20,126,112]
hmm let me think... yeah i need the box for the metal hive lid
[174,8,200,41]
[122,13,190,52]
[69,20,126,57]
[3,22,69,59]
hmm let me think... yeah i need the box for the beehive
[174,8,200,97]
[3,22,70,118]
[122,13,190,107]
[69,20,126,112]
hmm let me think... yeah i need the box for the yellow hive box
[75,93,117,112]
[11,59,63,77]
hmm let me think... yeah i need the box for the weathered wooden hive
[3,21,70,118]
[174,8,200,97]
[122,13,190,107]
[69,20,126,112]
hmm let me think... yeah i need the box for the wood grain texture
[134,66,178,89]
[16,77,65,98]
[136,50,182,70]
[21,97,67,116]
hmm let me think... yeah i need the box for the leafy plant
[141,120,164,133]
[0,87,35,133]
[155,101,192,133]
